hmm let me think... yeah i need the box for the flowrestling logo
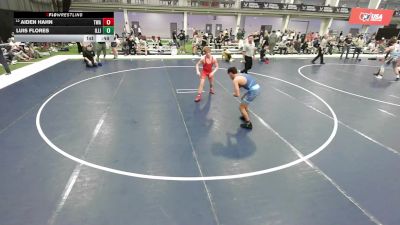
[350,8,394,25]
[359,12,383,22]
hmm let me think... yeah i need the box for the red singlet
[201,56,215,78]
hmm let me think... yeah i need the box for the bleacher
[114,37,384,56]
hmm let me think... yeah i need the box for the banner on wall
[240,2,351,14]
[349,8,394,25]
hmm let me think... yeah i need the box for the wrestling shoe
[194,94,202,102]
[240,122,253,130]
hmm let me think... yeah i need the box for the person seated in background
[306,40,315,54]
[287,40,296,54]
[278,40,288,54]
[215,35,222,49]
[126,35,136,55]
[293,39,301,54]
[223,32,230,46]
[26,43,42,59]
[137,36,148,56]
[367,40,378,53]
[155,36,163,54]
[83,44,99,67]
[222,48,232,62]
[326,37,335,55]
[300,41,308,54]
[208,33,214,46]
[10,42,32,61]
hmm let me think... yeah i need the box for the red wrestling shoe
[209,88,215,94]
[194,94,202,102]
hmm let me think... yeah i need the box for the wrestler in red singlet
[195,46,219,102]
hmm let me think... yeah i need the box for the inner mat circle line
[36,66,338,181]
[298,64,400,107]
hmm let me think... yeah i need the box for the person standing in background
[178,30,186,54]
[311,41,325,65]
[340,34,353,59]
[253,32,260,49]
[353,35,364,60]
[96,42,107,62]
[320,36,328,54]
[172,30,178,46]
[260,32,269,62]
[268,30,278,55]
[0,39,11,75]
[241,35,256,74]
[111,34,119,59]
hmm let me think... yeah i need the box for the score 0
[102,18,114,26]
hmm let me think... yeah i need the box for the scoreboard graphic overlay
[14,12,114,42]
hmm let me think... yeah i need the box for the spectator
[253,32,260,48]
[0,39,11,75]
[353,35,364,60]
[300,41,308,54]
[340,34,353,59]
[327,39,334,55]
[223,29,228,37]
[293,39,301,54]
[278,40,288,55]
[172,30,178,46]
[260,34,269,60]
[215,34,222,49]
[155,36,163,54]
[178,30,186,54]
[26,43,42,59]
[10,42,31,61]
[269,30,278,55]
[201,33,208,53]
[367,40,378,53]
[126,35,136,55]
[111,34,119,59]
[83,44,99,67]
[137,36,148,56]
[222,48,232,62]
[223,32,230,46]
[96,42,107,62]
[77,42,83,54]
[192,33,200,55]
[236,28,245,40]
[337,35,345,53]
[306,40,315,54]
[276,30,282,40]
